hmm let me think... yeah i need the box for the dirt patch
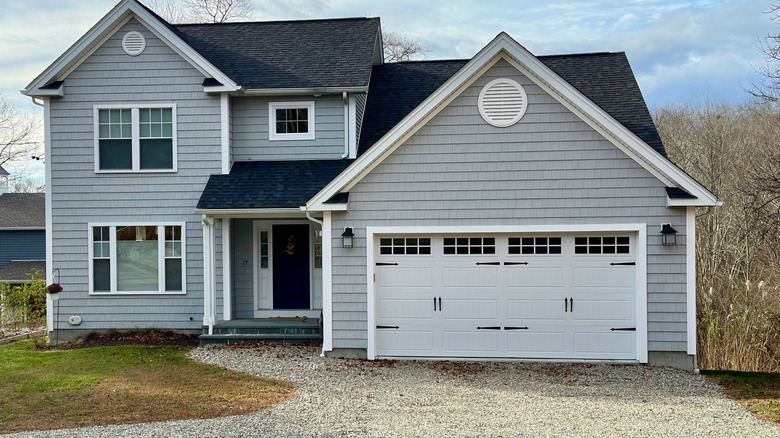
[48,330,200,350]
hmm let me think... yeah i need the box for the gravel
[7,343,780,437]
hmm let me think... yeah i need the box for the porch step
[199,333,323,345]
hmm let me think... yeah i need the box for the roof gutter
[242,86,367,96]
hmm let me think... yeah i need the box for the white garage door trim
[366,224,648,363]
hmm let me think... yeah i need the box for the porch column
[202,216,216,334]
[222,218,232,321]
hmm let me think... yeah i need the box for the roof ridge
[538,51,624,58]
[174,16,379,27]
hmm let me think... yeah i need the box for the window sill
[95,169,178,174]
[268,134,316,141]
[89,291,187,296]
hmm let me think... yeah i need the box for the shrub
[0,271,47,343]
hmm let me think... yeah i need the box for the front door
[272,224,310,309]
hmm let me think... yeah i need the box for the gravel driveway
[7,343,780,437]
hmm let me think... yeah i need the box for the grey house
[0,192,46,285]
[23,0,718,369]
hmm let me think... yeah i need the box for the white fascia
[305,33,718,211]
[23,0,238,97]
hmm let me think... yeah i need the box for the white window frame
[268,101,315,141]
[93,103,178,173]
[88,222,187,295]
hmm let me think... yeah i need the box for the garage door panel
[377,267,433,288]
[507,299,564,320]
[506,267,564,287]
[441,299,498,320]
[573,267,633,288]
[442,267,498,287]
[377,329,435,354]
[442,330,500,355]
[572,299,633,323]
[573,332,635,357]
[507,331,566,355]
[377,298,435,320]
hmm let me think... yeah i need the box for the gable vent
[478,78,528,127]
[122,31,146,56]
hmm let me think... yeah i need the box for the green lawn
[0,340,293,433]
[703,370,780,424]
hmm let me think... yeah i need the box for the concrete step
[210,326,321,336]
[199,333,323,345]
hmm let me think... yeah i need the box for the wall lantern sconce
[341,227,355,248]
[660,224,678,246]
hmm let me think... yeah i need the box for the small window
[314,230,322,269]
[95,105,176,172]
[379,237,432,255]
[509,237,562,255]
[269,102,315,140]
[443,237,496,255]
[575,236,630,255]
[260,231,269,269]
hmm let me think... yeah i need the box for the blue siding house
[0,193,46,284]
[23,0,718,369]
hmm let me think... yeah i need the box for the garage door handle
[376,262,399,266]
[438,297,442,311]
[476,262,500,265]
[477,326,501,330]
[503,262,529,266]
[376,325,399,329]
[565,297,568,312]
[610,262,635,266]
[610,327,636,331]
[504,326,529,330]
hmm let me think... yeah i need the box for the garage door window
[443,237,496,255]
[379,237,431,255]
[575,236,630,254]
[509,237,562,255]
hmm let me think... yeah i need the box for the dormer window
[269,102,315,140]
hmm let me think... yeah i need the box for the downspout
[341,92,349,159]
[31,97,44,107]
[303,205,327,356]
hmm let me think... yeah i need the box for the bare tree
[0,94,41,182]
[10,178,45,193]
[383,31,428,63]
[749,4,780,102]
[142,0,254,23]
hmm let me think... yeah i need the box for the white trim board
[686,206,697,356]
[365,224,648,363]
[23,0,239,96]
[306,33,718,211]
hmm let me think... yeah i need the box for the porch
[199,318,322,345]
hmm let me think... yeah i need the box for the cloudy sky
[0,0,777,113]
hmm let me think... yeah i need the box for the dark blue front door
[273,224,310,309]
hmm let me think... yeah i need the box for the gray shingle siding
[330,59,688,353]
[48,19,219,333]
[232,96,346,161]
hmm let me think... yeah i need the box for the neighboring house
[0,192,46,285]
[23,0,718,370]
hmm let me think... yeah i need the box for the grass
[703,370,780,424]
[0,340,294,434]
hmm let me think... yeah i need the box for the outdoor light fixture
[660,224,678,246]
[341,227,355,248]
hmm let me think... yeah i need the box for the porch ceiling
[197,160,351,210]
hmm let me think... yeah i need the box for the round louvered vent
[122,31,146,56]
[478,78,528,127]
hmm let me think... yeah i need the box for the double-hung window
[95,104,177,172]
[269,102,315,140]
[90,224,186,294]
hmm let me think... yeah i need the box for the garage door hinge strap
[476,262,500,265]
[503,262,529,265]
[376,262,399,266]
[504,326,529,330]
[376,325,400,329]
[610,327,636,331]
[610,262,636,266]
[477,326,501,330]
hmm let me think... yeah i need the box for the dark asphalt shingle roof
[199,52,668,209]
[172,18,380,89]
[0,193,45,228]
[0,260,46,283]
[197,161,351,209]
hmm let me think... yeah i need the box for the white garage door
[374,233,637,360]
